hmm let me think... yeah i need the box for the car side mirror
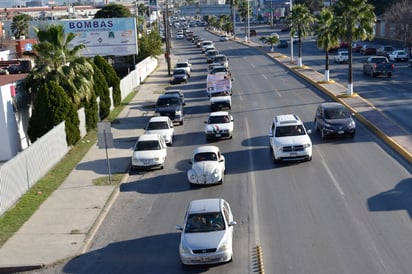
[229,221,237,226]
[176,225,183,231]
[188,160,193,165]
[268,132,273,137]
[307,129,312,134]
[204,121,207,124]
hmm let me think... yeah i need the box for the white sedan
[204,111,234,141]
[131,134,167,170]
[187,146,225,185]
[176,198,237,265]
[388,50,408,62]
[144,116,174,145]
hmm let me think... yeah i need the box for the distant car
[277,39,288,48]
[155,93,185,125]
[176,198,237,265]
[219,35,229,41]
[144,116,174,145]
[176,33,184,39]
[314,102,356,139]
[175,60,192,76]
[212,54,229,68]
[131,134,167,170]
[360,45,377,55]
[164,89,185,105]
[206,50,219,63]
[388,50,408,62]
[187,146,225,185]
[334,50,349,64]
[339,41,350,48]
[352,42,363,53]
[208,62,221,74]
[200,40,214,52]
[250,29,257,36]
[204,45,216,56]
[170,68,189,84]
[376,45,394,57]
[204,111,234,141]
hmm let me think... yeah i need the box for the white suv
[268,114,312,163]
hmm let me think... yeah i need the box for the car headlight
[180,243,191,254]
[217,242,228,252]
[348,121,356,128]
[323,122,331,128]
[153,157,160,161]
[188,171,197,180]
[175,109,182,116]
[303,143,311,148]
[212,169,220,179]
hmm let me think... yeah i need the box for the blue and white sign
[24,43,33,51]
[61,17,138,57]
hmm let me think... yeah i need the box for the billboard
[61,17,138,57]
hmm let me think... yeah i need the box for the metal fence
[0,56,158,217]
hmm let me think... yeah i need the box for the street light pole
[289,0,294,63]
[247,0,250,42]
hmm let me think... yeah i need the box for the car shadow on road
[62,233,212,274]
[367,178,412,218]
[122,171,190,194]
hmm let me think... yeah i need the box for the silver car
[176,198,237,265]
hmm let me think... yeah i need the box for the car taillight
[391,64,395,69]
[373,64,377,69]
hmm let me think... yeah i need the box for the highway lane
[36,29,412,274]
[247,25,412,135]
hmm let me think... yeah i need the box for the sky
[0,0,64,8]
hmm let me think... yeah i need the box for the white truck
[206,72,232,111]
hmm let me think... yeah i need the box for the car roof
[165,89,182,94]
[193,145,220,154]
[158,93,181,99]
[214,54,227,58]
[319,102,345,109]
[138,133,160,141]
[148,116,170,122]
[188,198,223,214]
[274,114,302,125]
[209,111,229,117]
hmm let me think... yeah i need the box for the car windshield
[176,63,188,68]
[324,108,350,119]
[157,97,180,106]
[209,115,230,124]
[214,57,226,62]
[147,121,169,130]
[194,152,218,162]
[174,69,185,75]
[212,67,228,73]
[135,140,161,151]
[275,125,306,137]
[185,212,225,233]
[210,91,230,97]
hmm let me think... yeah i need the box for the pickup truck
[362,56,394,78]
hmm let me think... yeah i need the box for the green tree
[91,61,111,121]
[266,35,279,52]
[314,7,339,82]
[333,0,376,95]
[287,3,314,68]
[94,3,132,18]
[25,25,94,106]
[238,0,252,36]
[93,55,122,107]
[138,28,163,59]
[28,81,80,145]
[295,0,323,13]
[10,14,31,39]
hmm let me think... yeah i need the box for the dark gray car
[314,102,356,139]
[155,93,185,125]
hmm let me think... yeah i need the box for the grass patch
[92,173,126,186]
[0,92,136,247]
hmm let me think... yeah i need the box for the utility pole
[163,0,171,75]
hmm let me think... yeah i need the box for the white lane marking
[275,89,282,97]
[319,152,345,196]
[262,74,267,79]
[245,120,261,246]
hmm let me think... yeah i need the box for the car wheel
[314,120,319,131]
[180,120,184,125]
[370,71,374,77]
[387,72,392,78]
[306,156,313,162]
[219,175,224,184]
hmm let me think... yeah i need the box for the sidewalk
[0,33,411,273]
[0,54,176,272]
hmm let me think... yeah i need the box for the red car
[352,43,363,53]
[360,45,377,55]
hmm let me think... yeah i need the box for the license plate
[338,131,344,134]
[215,134,221,137]
[290,153,297,156]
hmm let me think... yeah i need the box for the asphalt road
[246,24,412,135]
[32,28,412,274]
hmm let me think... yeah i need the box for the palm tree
[266,36,279,52]
[25,24,94,106]
[314,7,339,82]
[333,0,376,95]
[10,14,31,39]
[287,3,314,68]
[238,0,251,37]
